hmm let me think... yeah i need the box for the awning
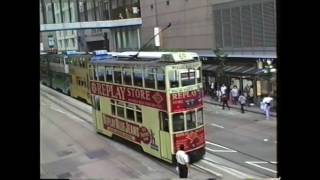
[202,64,262,75]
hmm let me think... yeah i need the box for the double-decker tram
[65,51,92,104]
[49,51,71,95]
[40,52,51,87]
[89,51,205,163]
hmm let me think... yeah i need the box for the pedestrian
[220,84,227,95]
[216,88,222,102]
[176,144,190,178]
[238,92,246,113]
[262,94,273,120]
[231,85,239,105]
[210,82,215,98]
[248,85,254,106]
[221,93,230,110]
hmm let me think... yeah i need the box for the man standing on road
[262,95,273,120]
[221,93,230,110]
[238,92,246,113]
[176,145,190,178]
[220,84,227,95]
[231,85,239,105]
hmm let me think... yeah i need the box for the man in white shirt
[262,95,273,120]
[176,145,190,178]
[220,84,227,95]
[231,86,239,105]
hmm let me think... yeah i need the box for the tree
[213,48,228,86]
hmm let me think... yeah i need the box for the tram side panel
[70,65,92,104]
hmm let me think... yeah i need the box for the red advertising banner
[90,81,167,110]
[174,128,205,152]
[171,89,203,112]
[103,114,151,144]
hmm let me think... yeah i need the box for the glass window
[111,102,116,115]
[123,68,132,85]
[160,112,169,132]
[114,70,122,84]
[133,68,143,87]
[181,69,196,86]
[136,111,142,123]
[144,68,155,89]
[186,111,196,129]
[126,109,135,121]
[173,113,184,132]
[156,69,165,90]
[95,96,100,111]
[126,103,135,109]
[117,106,125,118]
[89,68,94,80]
[98,65,105,81]
[197,108,204,126]
[93,66,98,80]
[106,67,113,82]
[196,67,201,83]
[169,70,179,88]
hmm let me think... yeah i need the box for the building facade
[139,0,277,105]
[40,0,142,52]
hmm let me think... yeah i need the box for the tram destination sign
[90,81,167,110]
[171,89,203,112]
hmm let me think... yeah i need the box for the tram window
[98,66,105,81]
[197,108,204,126]
[136,111,142,123]
[111,100,116,115]
[123,68,132,85]
[144,68,155,89]
[159,112,169,132]
[196,67,201,83]
[181,69,196,86]
[117,106,125,118]
[173,113,185,132]
[126,103,135,109]
[186,111,196,129]
[114,70,122,84]
[169,70,179,88]
[133,68,143,87]
[156,69,165,90]
[126,109,135,121]
[95,96,100,111]
[89,68,94,80]
[93,66,98,80]
[105,67,113,83]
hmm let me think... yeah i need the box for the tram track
[40,91,93,125]
[41,88,217,179]
[40,86,276,179]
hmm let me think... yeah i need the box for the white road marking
[245,161,277,174]
[206,141,237,152]
[202,158,256,179]
[264,139,269,142]
[210,123,224,129]
[270,161,277,164]
[191,164,223,178]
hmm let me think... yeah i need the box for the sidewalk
[203,95,277,117]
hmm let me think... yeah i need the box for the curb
[204,100,276,117]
